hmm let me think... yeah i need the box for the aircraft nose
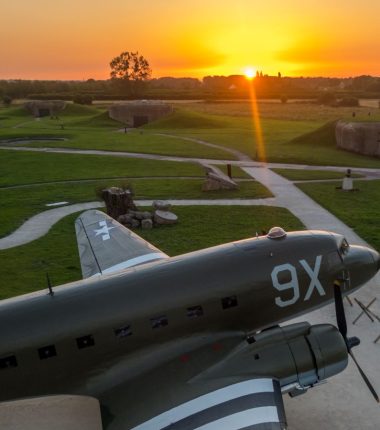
[368,247,380,272]
[343,245,380,288]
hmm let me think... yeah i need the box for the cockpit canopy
[267,227,287,240]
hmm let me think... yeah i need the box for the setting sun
[244,68,256,80]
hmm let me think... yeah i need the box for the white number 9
[271,263,300,307]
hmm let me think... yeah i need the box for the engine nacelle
[247,322,348,389]
[200,322,348,393]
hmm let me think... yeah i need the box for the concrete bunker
[335,121,380,157]
[24,100,67,118]
[108,101,173,127]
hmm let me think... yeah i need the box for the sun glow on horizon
[244,68,256,80]
[1,1,380,80]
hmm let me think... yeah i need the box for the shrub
[73,94,93,105]
[317,91,336,105]
[337,97,359,107]
[2,95,12,106]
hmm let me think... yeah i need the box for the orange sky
[1,0,380,80]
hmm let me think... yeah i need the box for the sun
[244,67,256,80]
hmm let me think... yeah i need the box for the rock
[131,219,141,228]
[153,200,172,211]
[141,219,153,229]
[142,211,153,220]
[117,214,133,224]
[154,210,178,225]
[133,211,145,220]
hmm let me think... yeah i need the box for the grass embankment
[144,103,380,167]
[0,206,304,299]
[297,180,380,250]
[0,105,234,160]
[0,179,271,238]
[3,102,380,166]
[272,168,363,181]
[0,150,204,187]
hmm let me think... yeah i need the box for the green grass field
[0,179,271,238]
[297,180,380,250]
[0,206,304,299]
[3,101,380,166]
[0,149,205,187]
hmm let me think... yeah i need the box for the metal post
[227,164,232,179]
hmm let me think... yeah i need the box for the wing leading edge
[75,210,168,278]
[131,379,286,430]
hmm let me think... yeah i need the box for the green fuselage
[0,231,377,405]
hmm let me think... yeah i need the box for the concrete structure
[24,100,66,118]
[336,120,380,157]
[202,164,238,191]
[0,395,102,430]
[109,101,173,127]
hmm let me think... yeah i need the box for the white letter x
[300,255,325,300]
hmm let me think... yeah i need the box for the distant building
[108,101,173,127]
[24,100,66,117]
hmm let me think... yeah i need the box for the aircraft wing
[75,210,169,278]
[98,334,287,430]
[128,378,286,430]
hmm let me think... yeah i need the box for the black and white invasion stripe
[131,378,286,430]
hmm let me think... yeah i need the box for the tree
[110,51,151,82]
[2,95,12,107]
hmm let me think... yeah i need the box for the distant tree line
[1,75,380,103]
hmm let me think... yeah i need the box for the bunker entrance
[133,116,149,127]
[38,108,50,117]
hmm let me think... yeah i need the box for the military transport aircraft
[0,209,379,429]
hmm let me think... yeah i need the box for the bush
[2,95,12,106]
[337,97,359,107]
[73,94,93,105]
[317,91,336,105]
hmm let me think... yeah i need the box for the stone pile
[102,188,178,229]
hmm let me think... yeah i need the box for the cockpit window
[340,238,350,255]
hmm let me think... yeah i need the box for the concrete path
[242,166,380,430]
[0,198,277,250]
[153,132,252,161]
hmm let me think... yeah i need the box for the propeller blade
[334,281,347,339]
[349,350,379,403]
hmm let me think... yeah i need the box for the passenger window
[114,325,132,338]
[76,335,95,349]
[187,305,204,318]
[38,345,57,360]
[0,355,18,369]
[151,315,168,329]
[221,295,238,309]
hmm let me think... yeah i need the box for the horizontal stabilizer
[75,210,168,278]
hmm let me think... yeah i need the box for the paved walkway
[0,198,277,250]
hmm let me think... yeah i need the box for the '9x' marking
[271,255,325,308]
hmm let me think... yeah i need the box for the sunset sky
[1,0,380,80]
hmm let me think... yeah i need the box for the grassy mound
[61,103,101,116]
[69,111,121,128]
[287,121,337,147]
[144,109,228,129]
